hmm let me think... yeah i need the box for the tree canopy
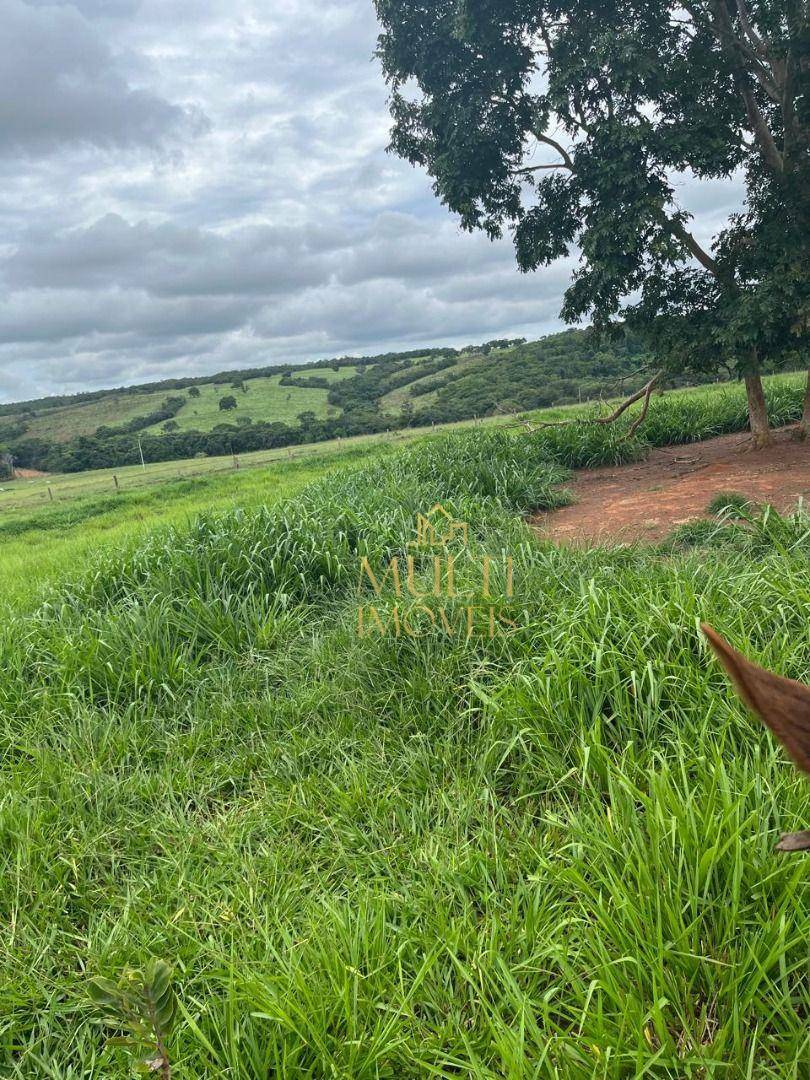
[375,0,809,441]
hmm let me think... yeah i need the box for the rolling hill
[0,328,776,475]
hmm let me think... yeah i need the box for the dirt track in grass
[533,425,810,544]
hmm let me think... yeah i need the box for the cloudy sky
[0,0,745,402]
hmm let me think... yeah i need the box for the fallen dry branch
[504,371,663,435]
[627,374,660,437]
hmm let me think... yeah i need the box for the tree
[375,0,809,445]
[162,420,179,433]
[219,395,238,412]
[188,386,201,398]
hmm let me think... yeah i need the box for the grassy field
[0,376,808,1076]
[0,389,171,443]
[2,374,801,518]
[0,367,365,448]
[0,445,383,610]
[142,372,351,436]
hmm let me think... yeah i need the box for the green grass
[707,491,755,516]
[0,368,364,447]
[0,389,171,443]
[306,365,364,383]
[0,377,808,1076]
[0,426,434,517]
[143,374,338,435]
[0,442,387,610]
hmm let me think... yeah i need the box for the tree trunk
[745,373,771,448]
[795,369,810,440]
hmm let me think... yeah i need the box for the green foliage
[218,395,238,412]
[706,490,753,516]
[375,0,809,385]
[661,502,809,557]
[402,329,655,423]
[88,960,175,1077]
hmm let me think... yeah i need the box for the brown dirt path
[533,426,810,544]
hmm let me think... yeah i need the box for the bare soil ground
[533,426,810,544]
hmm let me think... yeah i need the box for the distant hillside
[0,329,716,474]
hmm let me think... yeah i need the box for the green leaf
[87,977,121,1007]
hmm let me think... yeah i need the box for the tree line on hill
[0,348,448,420]
[0,330,799,473]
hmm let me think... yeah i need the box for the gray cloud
[3,214,341,296]
[0,0,207,155]
[0,0,745,402]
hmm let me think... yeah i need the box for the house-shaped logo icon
[410,504,469,548]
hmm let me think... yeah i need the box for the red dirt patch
[533,426,810,545]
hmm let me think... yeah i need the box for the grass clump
[706,490,754,516]
[0,381,808,1077]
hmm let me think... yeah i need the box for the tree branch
[518,372,663,432]
[512,163,571,174]
[528,133,575,171]
[657,210,722,277]
[735,0,770,61]
[627,375,659,436]
[711,0,785,171]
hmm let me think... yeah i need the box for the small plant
[88,959,176,1077]
[706,490,752,516]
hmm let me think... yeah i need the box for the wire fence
[0,417,510,517]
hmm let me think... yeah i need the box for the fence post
[113,475,120,492]
[48,486,54,502]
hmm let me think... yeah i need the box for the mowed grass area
[0,375,808,1076]
[0,366,364,447]
[142,374,340,435]
[0,389,171,443]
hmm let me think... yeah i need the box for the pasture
[141,372,350,436]
[0,375,808,1077]
[0,389,172,444]
[0,366,365,453]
